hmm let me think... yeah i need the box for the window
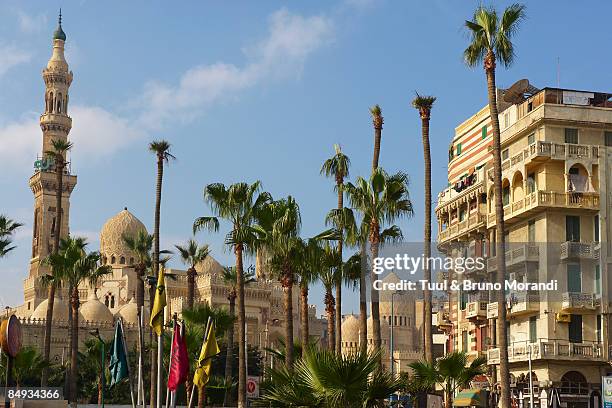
[567,263,581,293]
[568,314,583,343]
[528,220,536,242]
[482,125,487,139]
[529,316,537,343]
[527,173,536,193]
[504,112,510,128]
[597,315,602,343]
[527,101,533,112]
[594,215,600,242]
[566,216,580,242]
[460,291,468,310]
[606,131,612,147]
[449,147,454,161]
[459,207,466,221]
[502,149,509,160]
[502,186,510,206]
[528,133,535,145]
[594,265,601,295]
[120,256,125,264]
[456,143,462,156]
[564,128,579,144]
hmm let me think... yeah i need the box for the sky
[1,0,611,314]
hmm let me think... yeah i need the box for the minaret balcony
[40,113,72,131]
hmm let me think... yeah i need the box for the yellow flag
[193,322,220,388]
[149,266,167,336]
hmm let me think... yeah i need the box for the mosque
[9,16,424,370]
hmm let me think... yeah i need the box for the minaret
[27,11,77,280]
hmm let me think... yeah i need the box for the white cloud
[17,11,48,34]
[0,44,31,77]
[138,8,334,129]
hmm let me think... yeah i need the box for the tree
[412,93,436,364]
[320,144,351,354]
[41,138,72,387]
[296,238,322,356]
[255,349,403,407]
[221,266,255,406]
[345,169,413,358]
[193,181,272,408]
[0,215,23,258]
[464,5,526,407]
[370,104,383,171]
[122,230,153,324]
[148,139,175,406]
[175,239,210,310]
[410,352,487,408]
[319,244,341,351]
[0,346,53,387]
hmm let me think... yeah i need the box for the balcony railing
[561,292,600,311]
[438,212,486,243]
[487,340,604,364]
[487,244,540,271]
[507,292,540,316]
[487,302,498,319]
[560,241,599,260]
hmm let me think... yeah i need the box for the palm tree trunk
[421,114,433,364]
[198,385,205,408]
[324,289,335,350]
[149,283,157,408]
[187,267,196,310]
[358,241,368,354]
[151,154,164,408]
[224,295,235,406]
[372,124,382,170]
[369,228,382,357]
[235,244,247,408]
[300,285,309,356]
[282,268,294,369]
[335,181,343,355]
[485,53,510,408]
[42,158,65,386]
[70,286,79,408]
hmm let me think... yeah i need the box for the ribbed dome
[115,298,149,325]
[100,208,148,267]
[80,291,113,323]
[31,297,70,322]
[341,314,360,343]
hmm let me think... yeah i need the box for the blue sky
[1,1,611,313]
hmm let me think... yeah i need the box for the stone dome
[367,316,390,342]
[80,291,113,323]
[115,297,149,325]
[31,297,70,322]
[100,208,148,267]
[341,314,360,344]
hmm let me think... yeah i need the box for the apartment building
[435,84,612,408]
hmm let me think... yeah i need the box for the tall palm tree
[464,5,525,407]
[297,239,322,356]
[370,105,384,170]
[175,239,210,310]
[46,237,111,407]
[412,93,436,364]
[41,138,72,386]
[148,139,175,406]
[321,144,351,354]
[345,169,413,357]
[0,347,52,388]
[221,265,255,406]
[0,215,23,258]
[193,181,272,408]
[122,230,153,321]
[319,244,341,351]
[410,352,487,408]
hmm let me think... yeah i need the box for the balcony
[465,301,488,320]
[561,292,600,312]
[438,212,486,243]
[487,340,605,364]
[487,244,540,272]
[560,242,599,261]
[487,302,499,319]
[437,167,486,208]
[507,292,539,316]
[487,190,599,226]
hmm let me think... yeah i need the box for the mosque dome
[80,291,113,323]
[31,297,70,322]
[100,208,148,267]
[367,316,390,342]
[53,11,66,41]
[341,314,360,344]
[115,297,149,325]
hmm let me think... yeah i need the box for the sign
[0,315,22,358]
[603,376,612,408]
[246,376,259,398]
[34,158,55,171]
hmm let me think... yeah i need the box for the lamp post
[390,291,401,377]
[89,328,105,408]
[513,332,534,408]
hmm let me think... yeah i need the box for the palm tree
[175,239,210,310]
[464,5,526,406]
[41,138,72,386]
[0,215,23,258]
[297,239,322,356]
[0,347,52,387]
[255,349,403,407]
[221,266,255,406]
[370,104,384,170]
[319,244,341,351]
[47,237,111,407]
[321,144,351,354]
[412,93,436,364]
[193,181,272,408]
[410,352,487,408]
[148,139,175,405]
[345,169,413,357]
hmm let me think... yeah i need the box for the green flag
[109,320,129,386]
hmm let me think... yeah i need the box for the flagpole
[118,318,137,408]
[137,305,145,408]
[165,314,178,408]
[188,317,212,408]
[157,306,167,408]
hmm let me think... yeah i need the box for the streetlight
[513,332,534,408]
[89,329,105,408]
[390,290,401,377]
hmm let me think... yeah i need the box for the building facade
[436,82,612,407]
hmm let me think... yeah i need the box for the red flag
[167,322,190,391]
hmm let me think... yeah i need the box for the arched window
[104,296,109,307]
[111,255,116,264]
[110,296,115,309]
[120,256,126,264]
[57,93,62,113]
[560,371,588,395]
[129,257,134,265]
[48,92,54,112]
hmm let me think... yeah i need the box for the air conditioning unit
[556,312,571,323]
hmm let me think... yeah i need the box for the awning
[453,389,486,407]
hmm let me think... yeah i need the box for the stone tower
[27,12,77,280]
